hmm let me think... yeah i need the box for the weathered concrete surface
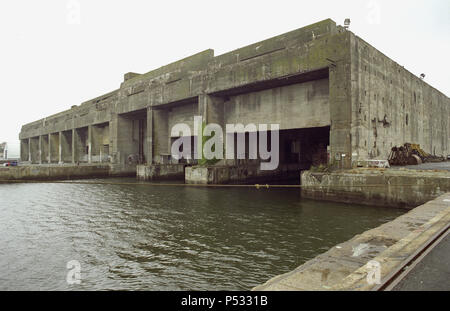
[301,168,450,208]
[136,164,186,181]
[253,193,450,291]
[350,36,449,163]
[185,164,301,184]
[0,164,110,181]
[18,18,449,177]
[404,161,450,171]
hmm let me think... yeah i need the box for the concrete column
[49,133,59,163]
[153,109,169,164]
[58,132,63,164]
[198,94,225,162]
[38,136,42,164]
[109,116,118,164]
[88,125,92,164]
[20,139,29,162]
[28,137,40,164]
[48,134,51,163]
[60,131,72,164]
[329,60,352,169]
[41,135,49,163]
[72,128,88,163]
[198,94,225,126]
[90,125,104,163]
[146,107,153,164]
[72,129,76,164]
[115,115,139,166]
[28,138,32,162]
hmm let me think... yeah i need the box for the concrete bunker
[17,19,449,182]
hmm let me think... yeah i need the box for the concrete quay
[301,167,450,209]
[136,163,186,181]
[0,164,111,181]
[185,163,302,184]
[253,193,450,291]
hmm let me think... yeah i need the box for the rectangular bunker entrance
[279,126,330,171]
[117,109,148,166]
[223,126,330,182]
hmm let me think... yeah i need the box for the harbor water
[0,178,404,290]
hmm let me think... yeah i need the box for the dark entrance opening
[279,126,330,170]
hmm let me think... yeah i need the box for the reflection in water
[0,178,404,290]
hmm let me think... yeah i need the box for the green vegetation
[197,121,222,167]
[309,163,332,173]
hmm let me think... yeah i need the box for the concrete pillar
[198,94,225,127]
[72,129,76,164]
[60,131,72,164]
[58,132,63,164]
[38,136,42,164]
[72,128,88,163]
[109,116,118,164]
[146,107,153,164]
[329,61,352,169]
[29,137,40,164]
[49,133,59,163]
[20,139,29,162]
[90,125,104,163]
[153,109,169,164]
[28,138,32,162]
[198,94,225,162]
[41,135,49,163]
[88,125,92,164]
[48,134,51,163]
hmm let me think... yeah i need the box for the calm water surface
[0,178,404,290]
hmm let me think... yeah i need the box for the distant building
[0,142,7,159]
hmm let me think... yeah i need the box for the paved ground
[404,161,450,171]
[393,233,450,291]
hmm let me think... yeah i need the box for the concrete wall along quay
[301,168,450,208]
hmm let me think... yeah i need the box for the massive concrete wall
[223,79,330,130]
[301,169,450,208]
[168,102,198,137]
[20,89,118,139]
[350,35,450,162]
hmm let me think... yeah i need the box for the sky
[1,0,449,158]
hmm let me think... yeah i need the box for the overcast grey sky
[1,0,449,157]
